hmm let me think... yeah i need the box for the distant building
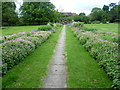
[62,12,76,17]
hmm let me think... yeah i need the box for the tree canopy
[89,4,119,23]
[2,2,18,26]
[2,2,119,26]
[102,5,109,12]
[19,2,59,25]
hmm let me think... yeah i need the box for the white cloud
[15,0,119,15]
[50,0,119,15]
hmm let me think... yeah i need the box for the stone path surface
[42,25,67,88]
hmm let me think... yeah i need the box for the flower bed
[0,32,27,44]
[95,31,118,43]
[1,31,52,75]
[79,27,118,43]
[74,29,119,89]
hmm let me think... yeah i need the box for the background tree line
[2,2,60,26]
[65,3,120,24]
[2,2,120,26]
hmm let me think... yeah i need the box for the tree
[102,5,109,12]
[2,2,18,26]
[91,7,101,13]
[79,13,85,16]
[0,2,2,27]
[109,3,116,10]
[109,5,120,22]
[19,2,58,25]
[90,7,107,23]
[70,14,81,22]
[78,13,89,23]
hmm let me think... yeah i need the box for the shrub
[92,21,101,24]
[80,27,97,32]
[79,27,118,43]
[56,23,62,27]
[20,36,41,48]
[2,39,35,70]
[74,29,119,89]
[95,31,118,43]
[38,25,52,31]
[2,31,52,75]
[0,37,4,44]
[0,32,28,44]
[47,22,54,27]
[72,22,84,27]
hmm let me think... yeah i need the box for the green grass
[65,27,112,88]
[1,25,40,36]
[0,78,1,90]
[84,23,118,33]
[2,27,62,88]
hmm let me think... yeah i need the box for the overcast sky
[50,0,119,15]
[15,0,119,15]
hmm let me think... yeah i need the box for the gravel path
[42,25,67,88]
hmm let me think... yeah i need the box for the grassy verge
[2,26,62,88]
[65,27,112,88]
[1,25,40,36]
[84,23,118,33]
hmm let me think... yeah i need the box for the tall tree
[70,14,81,22]
[79,13,85,16]
[109,5,119,22]
[0,2,2,27]
[79,13,89,23]
[102,5,109,12]
[19,2,58,25]
[91,7,101,13]
[90,7,107,22]
[2,2,18,26]
[109,3,116,10]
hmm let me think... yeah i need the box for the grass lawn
[84,23,118,33]
[2,26,62,88]
[1,25,40,36]
[65,27,112,88]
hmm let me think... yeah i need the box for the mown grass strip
[2,27,62,88]
[84,23,118,33]
[2,25,40,36]
[65,27,112,88]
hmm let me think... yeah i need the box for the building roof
[62,12,76,16]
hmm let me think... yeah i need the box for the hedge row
[1,31,52,75]
[79,27,118,43]
[74,30,119,89]
[38,25,52,31]
[0,32,27,44]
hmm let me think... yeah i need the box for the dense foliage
[71,22,84,27]
[89,4,120,23]
[2,2,18,26]
[66,4,119,24]
[38,25,52,31]
[72,27,119,89]
[19,2,59,25]
[1,30,52,75]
